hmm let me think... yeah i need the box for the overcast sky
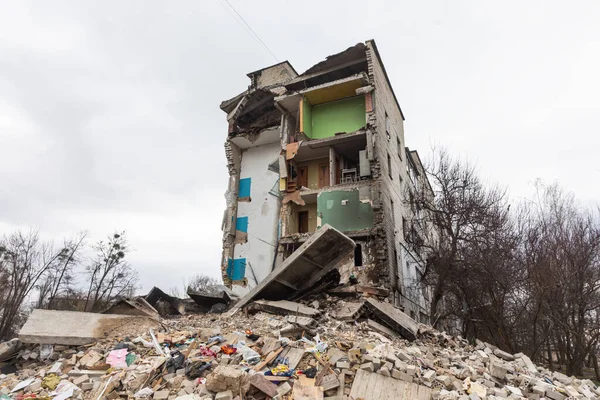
[1,1,599,293]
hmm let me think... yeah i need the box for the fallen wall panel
[19,310,139,346]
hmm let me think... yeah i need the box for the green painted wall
[317,189,374,232]
[301,97,312,138]
[311,96,366,139]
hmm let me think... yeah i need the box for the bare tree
[0,230,65,339]
[35,233,87,309]
[185,274,221,293]
[409,148,510,330]
[84,232,138,312]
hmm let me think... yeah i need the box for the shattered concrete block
[73,375,89,386]
[276,382,292,396]
[153,390,169,400]
[320,374,340,391]
[206,366,244,393]
[336,361,350,369]
[360,362,375,372]
[422,370,436,382]
[378,367,391,377]
[489,361,507,380]
[435,375,451,388]
[81,382,94,391]
[545,389,566,400]
[492,348,514,361]
[215,391,233,400]
[372,358,381,371]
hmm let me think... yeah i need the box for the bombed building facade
[219,40,434,321]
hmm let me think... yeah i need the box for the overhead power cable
[217,0,279,62]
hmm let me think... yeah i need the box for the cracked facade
[219,40,434,321]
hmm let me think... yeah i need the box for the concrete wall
[365,42,413,307]
[317,189,374,232]
[232,141,281,296]
[311,96,366,139]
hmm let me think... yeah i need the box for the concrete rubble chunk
[364,298,419,341]
[492,348,515,361]
[0,338,22,362]
[215,390,233,400]
[206,366,244,393]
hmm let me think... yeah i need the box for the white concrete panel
[234,141,281,293]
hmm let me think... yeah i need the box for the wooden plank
[350,369,432,400]
[254,347,284,371]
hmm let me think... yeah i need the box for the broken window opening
[354,244,363,267]
[385,111,390,141]
[387,153,392,179]
[397,136,402,160]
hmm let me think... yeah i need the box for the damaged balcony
[276,73,371,141]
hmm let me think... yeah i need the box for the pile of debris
[0,227,597,399]
[0,290,598,400]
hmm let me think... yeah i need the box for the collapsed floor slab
[246,300,320,318]
[18,310,138,346]
[102,297,160,320]
[364,298,419,341]
[228,224,355,315]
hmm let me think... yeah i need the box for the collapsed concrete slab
[145,287,185,315]
[187,285,234,307]
[228,224,355,315]
[364,298,419,341]
[19,310,138,345]
[246,300,320,318]
[102,297,160,320]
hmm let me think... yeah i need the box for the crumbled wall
[366,41,428,314]
[231,142,281,297]
[220,141,242,285]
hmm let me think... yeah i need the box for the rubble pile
[0,292,598,400]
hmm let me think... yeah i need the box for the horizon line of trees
[408,148,600,377]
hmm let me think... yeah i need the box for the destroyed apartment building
[219,40,434,322]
